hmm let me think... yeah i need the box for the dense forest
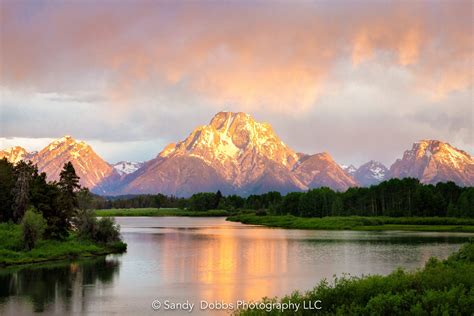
[1,158,472,219]
[0,158,82,236]
[90,177,474,218]
[0,158,121,249]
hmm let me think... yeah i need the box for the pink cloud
[1,1,472,112]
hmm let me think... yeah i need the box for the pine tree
[331,196,344,216]
[53,162,81,238]
[58,162,80,212]
[12,161,34,223]
[215,190,223,209]
[0,158,15,222]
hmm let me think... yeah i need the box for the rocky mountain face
[112,161,144,175]
[29,136,119,192]
[0,146,33,164]
[119,155,233,196]
[341,164,357,177]
[158,112,301,186]
[2,115,473,196]
[388,140,474,186]
[294,153,357,191]
[119,112,355,195]
[0,137,119,193]
[353,160,388,186]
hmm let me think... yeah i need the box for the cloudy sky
[1,0,472,166]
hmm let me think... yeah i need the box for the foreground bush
[21,208,47,250]
[74,209,121,244]
[0,223,126,266]
[95,217,120,243]
[238,242,474,315]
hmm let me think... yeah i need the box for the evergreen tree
[12,161,35,223]
[189,192,218,211]
[215,190,223,209]
[331,196,344,216]
[53,162,80,238]
[58,162,80,211]
[77,187,94,210]
[280,192,303,216]
[0,158,15,222]
[457,188,474,217]
[30,172,62,238]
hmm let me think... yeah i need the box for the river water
[1,217,472,315]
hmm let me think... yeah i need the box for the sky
[0,0,472,166]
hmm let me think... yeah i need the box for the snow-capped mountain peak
[341,164,357,176]
[162,112,298,160]
[47,135,89,152]
[389,140,473,186]
[157,111,301,186]
[30,136,117,190]
[4,120,473,197]
[0,146,30,164]
[113,161,144,175]
[364,160,387,181]
[123,112,357,195]
[353,160,388,186]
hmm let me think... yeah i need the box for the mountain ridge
[1,113,472,196]
[353,160,389,186]
[389,140,474,186]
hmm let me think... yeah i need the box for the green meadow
[227,214,474,232]
[94,208,229,217]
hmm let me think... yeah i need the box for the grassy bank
[237,242,474,315]
[227,214,474,232]
[0,223,126,267]
[95,208,229,217]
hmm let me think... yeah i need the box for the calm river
[1,217,473,315]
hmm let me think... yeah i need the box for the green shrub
[237,243,474,316]
[74,209,120,244]
[73,209,97,240]
[95,217,120,244]
[21,208,47,250]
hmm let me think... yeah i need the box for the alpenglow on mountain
[1,112,473,196]
[0,136,120,193]
[0,146,35,164]
[119,112,355,195]
[388,140,474,186]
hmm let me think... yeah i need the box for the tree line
[88,177,473,218]
[0,158,121,249]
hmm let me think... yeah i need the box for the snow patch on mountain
[157,111,301,186]
[341,164,357,176]
[113,161,144,175]
[389,140,474,186]
[353,161,388,186]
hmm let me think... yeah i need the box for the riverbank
[227,214,474,232]
[0,223,126,267]
[237,242,474,315]
[95,208,229,217]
